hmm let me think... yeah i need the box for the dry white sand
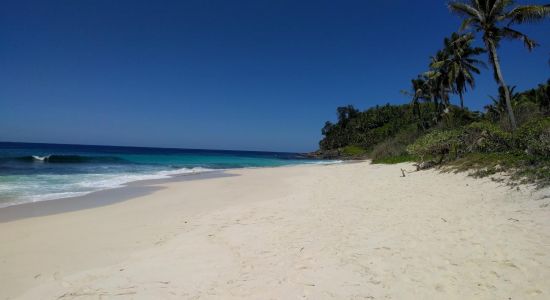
[1,162,550,299]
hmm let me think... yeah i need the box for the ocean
[0,142,333,208]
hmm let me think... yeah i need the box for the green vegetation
[406,129,463,164]
[341,145,368,157]
[516,118,550,156]
[371,154,416,165]
[315,1,550,186]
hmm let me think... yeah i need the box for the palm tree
[404,74,441,123]
[540,79,550,113]
[485,85,518,122]
[407,77,427,110]
[449,1,550,129]
[405,76,428,124]
[531,79,550,113]
[442,33,485,109]
[425,73,441,112]
[426,49,452,112]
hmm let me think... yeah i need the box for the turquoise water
[0,142,336,208]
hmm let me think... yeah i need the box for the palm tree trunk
[487,40,517,130]
[440,90,448,112]
[459,91,464,109]
[430,94,439,121]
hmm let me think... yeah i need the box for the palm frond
[465,63,482,74]
[505,4,550,24]
[465,57,487,68]
[449,2,483,20]
[459,17,476,31]
[500,27,539,50]
[430,60,447,69]
[490,0,514,18]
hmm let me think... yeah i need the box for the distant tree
[539,79,550,113]
[442,33,485,109]
[449,0,550,129]
[518,79,550,114]
[406,76,427,114]
[426,33,485,111]
[425,49,452,112]
[336,105,359,125]
[319,104,417,150]
[424,74,442,112]
[321,121,334,136]
[405,75,441,127]
[485,85,518,122]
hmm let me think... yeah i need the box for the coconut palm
[449,0,550,129]
[539,79,550,113]
[485,85,518,122]
[404,76,429,125]
[407,77,428,110]
[426,49,452,112]
[527,79,550,113]
[425,73,442,112]
[442,33,486,109]
[405,74,442,121]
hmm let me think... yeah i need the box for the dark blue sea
[0,142,336,208]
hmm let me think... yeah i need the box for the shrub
[369,125,420,163]
[372,154,416,164]
[341,145,367,156]
[408,122,513,165]
[514,101,542,127]
[460,122,512,153]
[516,117,550,157]
[407,129,462,162]
[442,107,483,129]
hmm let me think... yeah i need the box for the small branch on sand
[414,161,436,171]
[400,168,419,177]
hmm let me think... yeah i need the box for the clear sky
[1,0,549,152]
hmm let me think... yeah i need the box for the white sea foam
[77,167,216,190]
[156,167,213,176]
[0,167,216,209]
[0,191,92,209]
[30,191,92,202]
[305,160,344,165]
[31,155,49,161]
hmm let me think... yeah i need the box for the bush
[516,117,550,157]
[496,102,543,131]
[407,129,461,162]
[372,154,416,164]
[460,122,512,153]
[515,101,542,127]
[369,125,420,163]
[441,107,483,129]
[341,145,367,156]
[407,122,512,164]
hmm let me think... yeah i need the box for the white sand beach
[1,161,550,299]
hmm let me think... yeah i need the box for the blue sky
[1,0,549,152]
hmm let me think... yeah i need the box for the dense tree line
[320,104,413,150]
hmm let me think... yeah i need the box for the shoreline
[1,162,550,299]
[0,170,232,223]
[0,161,346,221]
